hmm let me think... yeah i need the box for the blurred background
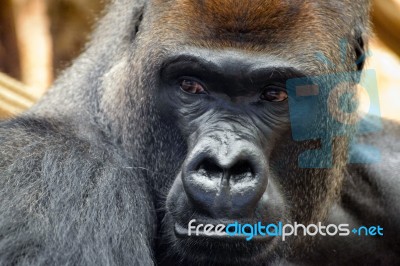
[0,0,399,120]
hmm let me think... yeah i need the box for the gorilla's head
[90,0,371,264]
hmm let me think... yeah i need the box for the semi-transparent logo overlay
[187,219,384,241]
[287,39,382,168]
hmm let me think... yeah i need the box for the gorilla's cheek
[166,173,193,225]
[255,178,287,222]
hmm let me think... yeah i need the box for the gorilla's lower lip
[174,223,274,242]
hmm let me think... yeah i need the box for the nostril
[195,158,256,180]
[230,160,254,179]
[197,158,223,176]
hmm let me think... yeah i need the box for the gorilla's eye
[180,79,206,94]
[260,87,288,102]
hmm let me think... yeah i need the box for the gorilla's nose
[182,142,268,218]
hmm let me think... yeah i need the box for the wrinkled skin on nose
[181,128,269,218]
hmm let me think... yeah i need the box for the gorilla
[0,0,399,265]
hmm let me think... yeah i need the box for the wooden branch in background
[0,0,106,119]
[0,72,38,119]
[0,0,21,80]
[372,0,400,58]
[12,0,53,97]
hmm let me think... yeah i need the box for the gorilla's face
[132,1,366,264]
[160,50,291,262]
[153,47,349,264]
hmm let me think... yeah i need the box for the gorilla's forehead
[151,0,342,50]
[176,0,350,21]
[184,0,308,31]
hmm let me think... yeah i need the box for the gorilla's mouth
[174,222,275,242]
[169,221,278,264]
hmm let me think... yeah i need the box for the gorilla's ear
[131,1,145,40]
[353,1,371,72]
[354,32,367,71]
